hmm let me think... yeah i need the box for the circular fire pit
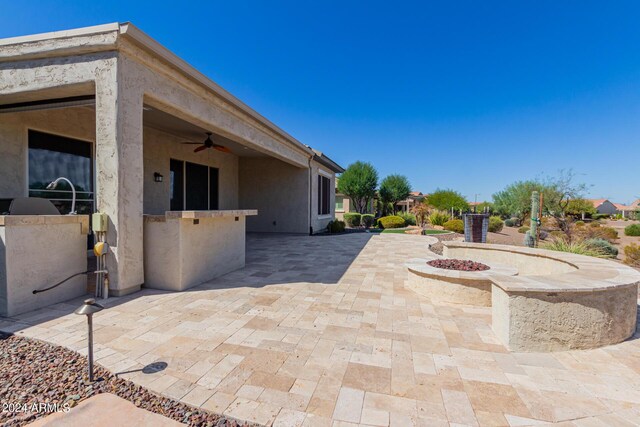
[427,259,490,271]
[405,258,518,306]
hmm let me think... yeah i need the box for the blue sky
[2,1,639,203]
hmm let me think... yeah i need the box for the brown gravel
[0,332,253,427]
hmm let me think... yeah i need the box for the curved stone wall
[406,242,640,352]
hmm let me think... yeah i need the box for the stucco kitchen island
[143,210,257,291]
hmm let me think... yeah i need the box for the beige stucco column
[95,60,144,295]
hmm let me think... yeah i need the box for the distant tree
[379,175,411,214]
[564,198,597,218]
[425,189,469,212]
[492,171,589,229]
[337,161,378,214]
[474,201,493,213]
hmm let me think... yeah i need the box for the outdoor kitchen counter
[143,210,258,291]
[0,215,89,317]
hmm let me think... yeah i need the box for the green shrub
[343,213,361,227]
[397,212,416,226]
[575,220,585,227]
[361,214,375,228]
[636,212,640,221]
[584,238,618,258]
[592,213,610,220]
[488,216,504,233]
[377,215,406,229]
[589,221,601,228]
[443,219,464,234]
[428,210,450,226]
[624,224,640,236]
[543,239,608,258]
[504,218,519,227]
[327,220,345,233]
[624,243,640,267]
[518,226,530,234]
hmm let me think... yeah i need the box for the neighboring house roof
[614,203,636,211]
[629,199,640,209]
[410,191,423,197]
[587,199,610,208]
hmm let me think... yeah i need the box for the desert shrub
[518,226,530,234]
[600,226,619,240]
[398,212,416,226]
[543,239,608,258]
[550,230,566,240]
[428,211,450,226]
[443,219,464,234]
[589,221,601,228]
[624,224,640,236]
[584,238,618,258]
[575,220,585,227]
[624,243,640,267]
[636,212,640,221]
[377,215,406,229]
[327,220,345,233]
[541,217,555,228]
[488,216,504,233]
[504,218,519,227]
[592,213,610,220]
[343,213,362,227]
[361,214,375,228]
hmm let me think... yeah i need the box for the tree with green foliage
[425,189,469,212]
[492,171,589,228]
[564,198,597,218]
[379,174,412,215]
[337,161,378,214]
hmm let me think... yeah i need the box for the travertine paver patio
[2,233,640,426]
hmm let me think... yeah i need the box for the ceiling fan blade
[213,145,232,154]
[194,145,208,153]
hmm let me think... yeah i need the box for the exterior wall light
[154,172,163,182]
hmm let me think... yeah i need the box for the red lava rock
[427,258,490,271]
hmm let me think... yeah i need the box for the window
[169,159,219,210]
[28,130,93,215]
[318,175,331,215]
[335,197,344,211]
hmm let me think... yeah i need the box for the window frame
[317,174,331,216]
[169,158,219,211]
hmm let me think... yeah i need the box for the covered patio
[0,23,342,316]
[2,233,640,426]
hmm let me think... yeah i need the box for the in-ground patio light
[74,298,104,382]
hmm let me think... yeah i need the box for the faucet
[46,177,76,214]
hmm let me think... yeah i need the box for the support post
[530,191,539,247]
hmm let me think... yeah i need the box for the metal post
[87,314,94,382]
[530,191,539,247]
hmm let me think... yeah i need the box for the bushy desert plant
[397,212,416,226]
[443,219,464,234]
[327,220,346,233]
[343,213,362,227]
[377,215,406,229]
[361,214,375,228]
[575,220,585,227]
[488,216,504,233]
[584,238,618,258]
[624,243,640,267]
[543,239,608,258]
[576,225,618,242]
[504,217,519,227]
[411,203,430,227]
[429,210,450,226]
[624,224,640,236]
[518,226,530,234]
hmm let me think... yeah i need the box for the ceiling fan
[181,132,232,154]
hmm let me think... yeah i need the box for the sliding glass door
[169,158,219,210]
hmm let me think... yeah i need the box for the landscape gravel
[0,332,253,427]
[427,258,490,271]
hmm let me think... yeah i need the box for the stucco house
[588,199,618,215]
[334,179,375,220]
[396,191,425,213]
[0,23,342,316]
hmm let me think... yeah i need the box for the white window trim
[318,168,332,178]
